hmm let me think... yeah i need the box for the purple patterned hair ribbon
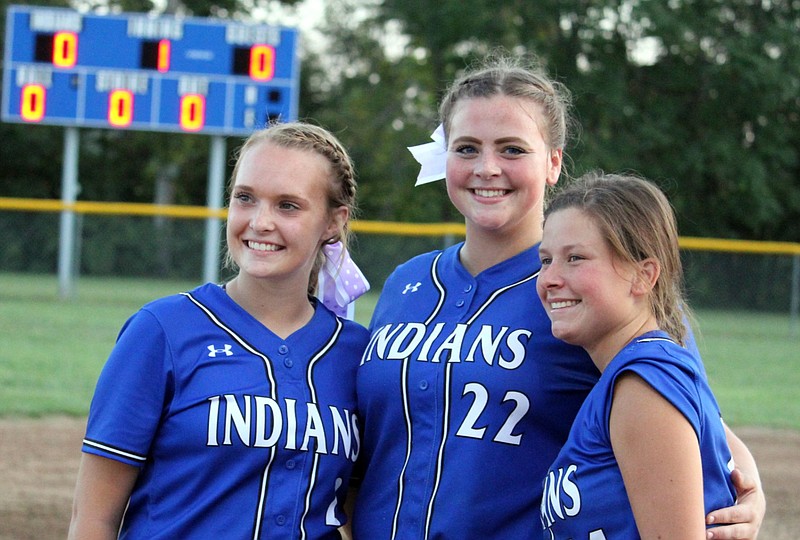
[317,241,370,320]
[407,124,447,186]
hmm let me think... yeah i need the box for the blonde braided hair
[226,121,358,296]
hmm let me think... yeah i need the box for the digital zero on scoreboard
[1,5,300,135]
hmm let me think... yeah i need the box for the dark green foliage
[354,0,800,242]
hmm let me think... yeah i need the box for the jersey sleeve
[82,308,174,467]
[615,358,706,437]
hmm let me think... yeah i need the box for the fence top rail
[2,197,799,254]
[679,236,800,256]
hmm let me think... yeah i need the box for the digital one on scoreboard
[1,5,300,135]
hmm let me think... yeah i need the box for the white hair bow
[407,124,447,186]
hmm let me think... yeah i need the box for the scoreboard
[1,5,300,135]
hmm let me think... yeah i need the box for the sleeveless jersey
[540,331,736,539]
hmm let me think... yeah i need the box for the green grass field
[1,273,797,430]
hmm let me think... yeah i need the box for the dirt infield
[1,417,797,539]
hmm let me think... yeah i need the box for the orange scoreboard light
[1,5,299,135]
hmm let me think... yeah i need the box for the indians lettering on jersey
[362,322,532,369]
[541,464,581,528]
[540,463,610,540]
[206,394,360,462]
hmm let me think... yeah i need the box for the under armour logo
[402,282,422,294]
[207,344,233,357]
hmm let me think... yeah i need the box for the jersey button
[285,459,296,470]
[275,514,286,526]
[455,299,465,307]
[278,345,289,354]
[284,358,293,368]
[463,284,473,292]
[419,380,429,390]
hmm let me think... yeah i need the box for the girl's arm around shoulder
[338,485,357,540]
[685,325,765,539]
[68,453,139,540]
[610,372,707,539]
[705,426,765,539]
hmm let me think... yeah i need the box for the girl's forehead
[453,94,543,116]
[242,141,328,168]
[235,143,332,188]
[544,207,597,235]
[449,96,546,136]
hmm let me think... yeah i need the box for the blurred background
[1,0,799,311]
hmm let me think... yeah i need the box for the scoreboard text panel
[2,6,299,135]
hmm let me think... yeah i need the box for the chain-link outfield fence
[1,197,799,333]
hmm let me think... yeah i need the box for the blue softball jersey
[352,243,600,539]
[540,332,736,539]
[82,283,370,539]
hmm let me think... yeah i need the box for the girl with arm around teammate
[351,52,763,540]
[68,121,370,540]
[537,171,738,538]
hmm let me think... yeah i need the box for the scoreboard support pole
[203,135,226,284]
[58,127,80,299]
[55,131,226,294]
